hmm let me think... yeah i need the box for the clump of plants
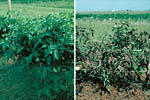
[77,21,150,93]
[0,12,74,100]
[102,22,150,91]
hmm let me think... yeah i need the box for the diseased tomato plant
[77,21,150,93]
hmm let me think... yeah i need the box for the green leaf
[37,90,42,99]
[53,68,57,72]
[41,67,47,80]
[54,51,59,60]
[16,47,23,53]
[44,88,54,98]
[44,49,52,58]
[132,63,138,70]
[34,39,41,49]
[46,56,51,65]
[25,54,32,66]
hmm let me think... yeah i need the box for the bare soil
[76,82,150,100]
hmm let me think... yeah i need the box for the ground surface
[77,82,150,100]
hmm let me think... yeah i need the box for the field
[0,0,74,100]
[77,11,150,40]
[0,0,73,16]
[76,11,150,100]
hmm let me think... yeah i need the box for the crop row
[0,12,74,100]
[77,13,150,21]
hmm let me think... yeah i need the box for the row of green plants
[0,12,74,100]
[76,21,150,93]
[77,13,150,21]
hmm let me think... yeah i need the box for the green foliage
[0,12,74,100]
[77,13,150,21]
[77,21,150,93]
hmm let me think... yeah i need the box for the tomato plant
[76,21,150,93]
[0,12,74,100]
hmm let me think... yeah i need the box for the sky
[76,0,150,12]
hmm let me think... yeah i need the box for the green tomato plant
[0,12,74,100]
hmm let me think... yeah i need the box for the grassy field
[0,1,73,16]
[77,11,150,40]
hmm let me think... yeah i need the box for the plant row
[0,12,74,100]
[77,13,150,21]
